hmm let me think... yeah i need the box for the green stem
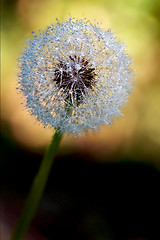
[11,129,63,240]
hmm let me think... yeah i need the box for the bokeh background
[1,0,160,240]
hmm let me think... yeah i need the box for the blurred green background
[1,0,160,168]
[1,0,160,239]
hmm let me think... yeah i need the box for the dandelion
[12,17,134,240]
[18,17,133,134]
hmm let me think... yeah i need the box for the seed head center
[54,55,96,105]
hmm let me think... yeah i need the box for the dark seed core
[54,55,96,105]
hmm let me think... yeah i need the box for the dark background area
[1,133,160,240]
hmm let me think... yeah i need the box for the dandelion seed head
[18,17,134,134]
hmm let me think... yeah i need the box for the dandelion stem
[11,129,63,240]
